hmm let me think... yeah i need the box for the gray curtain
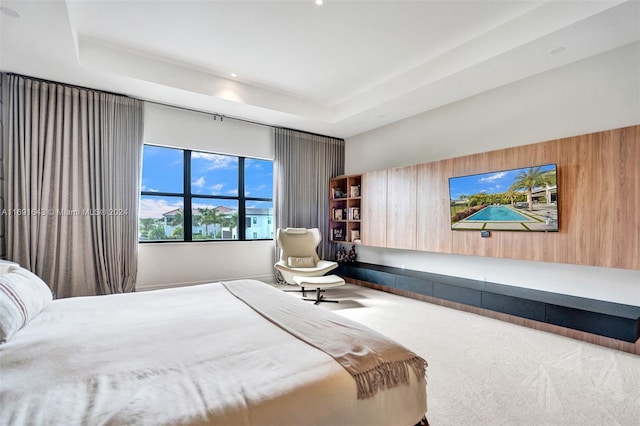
[0,75,5,260]
[273,127,344,264]
[1,73,144,297]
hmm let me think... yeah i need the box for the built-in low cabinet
[335,262,640,345]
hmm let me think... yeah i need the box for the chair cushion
[0,265,53,343]
[293,275,345,287]
[284,228,307,234]
[288,256,316,268]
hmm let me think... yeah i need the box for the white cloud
[192,176,206,188]
[192,201,217,210]
[139,197,182,219]
[210,183,224,192]
[479,172,506,183]
[192,152,236,170]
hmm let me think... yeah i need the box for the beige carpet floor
[278,283,640,426]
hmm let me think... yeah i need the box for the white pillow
[288,256,315,268]
[0,265,53,343]
[0,259,19,274]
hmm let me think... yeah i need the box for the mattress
[0,279,427,425]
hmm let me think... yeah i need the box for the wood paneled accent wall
[390,125,638,270]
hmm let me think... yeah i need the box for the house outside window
[139,145,273,242]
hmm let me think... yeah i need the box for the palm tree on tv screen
[509,167,551,211]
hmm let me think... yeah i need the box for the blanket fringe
[354,356,427,399]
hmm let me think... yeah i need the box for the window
[139,145,273,242]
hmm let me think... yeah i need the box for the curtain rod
[3,71,344,141]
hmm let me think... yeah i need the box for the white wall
[137,103,276,290]
[345,42,640,306]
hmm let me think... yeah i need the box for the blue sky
[448,164,555,201]
[140,145,273,218]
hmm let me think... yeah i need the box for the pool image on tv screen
[449,164,558,232]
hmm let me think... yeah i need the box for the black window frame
[140,144,273,242]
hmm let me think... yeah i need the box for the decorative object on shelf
[348,245,357,262]
[332,188,346,199]
[350,229,360,241]
[332,228,344,241]
[349,207,360,220]
[336,246,348,262]
[332,208,344,220]
[350,185,360,198]
[336,245,357,263]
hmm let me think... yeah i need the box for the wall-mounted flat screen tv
[449,164,558,232]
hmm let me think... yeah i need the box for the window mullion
[238,157,246,240]
[184,150,193,241]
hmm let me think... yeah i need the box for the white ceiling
[1,0,638,138]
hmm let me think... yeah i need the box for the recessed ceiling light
[315,0,324,6]
[549,46,565,55]
[0,6,20,18]
[230,73,237,78]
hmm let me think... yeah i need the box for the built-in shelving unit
[329,174,361,243]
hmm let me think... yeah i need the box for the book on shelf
[348,207,360,220]
[350,185,361,198]
[332,208,344,220]
[332,228,345,241]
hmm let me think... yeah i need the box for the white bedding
[0,280,426,425]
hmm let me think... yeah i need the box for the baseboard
[136,274,277,292]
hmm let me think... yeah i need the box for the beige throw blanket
[222,281,427,399]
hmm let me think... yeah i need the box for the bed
[0,264,427,426]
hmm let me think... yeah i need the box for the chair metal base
[303,288,339,305]
[283,286,314,297]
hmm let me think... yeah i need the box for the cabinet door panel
[416,160,453,252]
[361,170,387,247]
[387,165,417,250]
